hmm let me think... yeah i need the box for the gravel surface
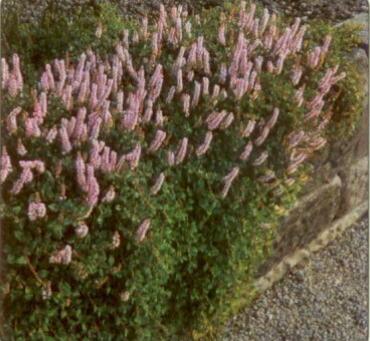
[4,0,368,24]
[223,216,368,341]
[258,0,368,23]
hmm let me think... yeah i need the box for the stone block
[258,175,342,276]
[338,156,369,215]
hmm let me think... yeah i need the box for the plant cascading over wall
[0,1,357,339]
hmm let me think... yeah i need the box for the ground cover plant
[0,1,364,339]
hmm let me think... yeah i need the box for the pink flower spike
[219,63,228,84]
[166,86,176,104]
[175,137,188,165]
[126,144,142,170]
[286,130,305,149]
[220,112,234,130]
[12,54,23,90]
[260,8,270,34]
[0,147,12,184]
[111,231,121,249]
[17,139,27,156]
[240,141,253,161]
[252,151,268,166]
[49,245,72,265]
[75,222,89,238]
[196,131,213,157]
[102,185,116,203]
[86,165,100,207]
[6,106,22,134]
[254,127,270,146]
[202,77,209,96]
[76,152,88,192]
[181,93,191,116]
[147,130,167,153]
[25,118,41,138]
[1,58,9,89]
[46,126,58,144]
[176,69,183,93]
[218,23,226,46]
[116,90,124,112]
[191,81,201,107]
[28,201,46,221]
[136,219,151,243]
[45,64,55,90]
[143,99,154,123]
[206,111,228,130]
[221,166,239,198]
[266,107,280,129]
[155,108,164,126]
[167,151,175,166]
[151,172,165,195]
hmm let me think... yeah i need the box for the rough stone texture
[258,176,342,276]
[255,201,367,292]
[258,0,368,23]
[258,12,368,277]
[224,12,368,341]
[1,0,222,22]
[339,157,369,214]
[223,217,368,341]
[338,13,369,47]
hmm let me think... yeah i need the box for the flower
[221,166,239,198]
[111,231,121,249]
[49,245,72,265]
[240,141,253,161]
[102,186,116,203]
[205,111,228,130]
[151,172,165,195]
[42,282,52,300]
[196,131,213,157]
[75,222,89,238]
[136,219,151,242]
[242,120,256,138]
[252,151,268,166]
[0,146,12,184]
[175,138,188,165]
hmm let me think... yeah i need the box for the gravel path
[258,0,368,23]
[5,0,368,24]
[223,216,368,341]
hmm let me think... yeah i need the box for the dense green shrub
[0,1,364,339]
[1,0,130,85]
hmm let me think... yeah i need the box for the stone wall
[256,13,368,289]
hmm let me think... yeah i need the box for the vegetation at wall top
[0,1,364,339]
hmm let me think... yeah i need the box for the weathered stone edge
[254,201,368,293]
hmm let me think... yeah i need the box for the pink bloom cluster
[151,172,166,195]
[136,219,151,243]
[75,222,89,238]
[102,185,116,203]
[0,147,12,184]
[49,245,72,265]
[75,154,100,207]
[196,132,213,157]
[221,167,240,198]
[10,160,45,194]
[2,54,23,97]
[28,201,47,221]
[111,231,121,249]
[148,130,167,153]
[2,1,346,255]
[307,35,332,69]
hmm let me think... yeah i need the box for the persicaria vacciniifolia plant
[0,1,363,339]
